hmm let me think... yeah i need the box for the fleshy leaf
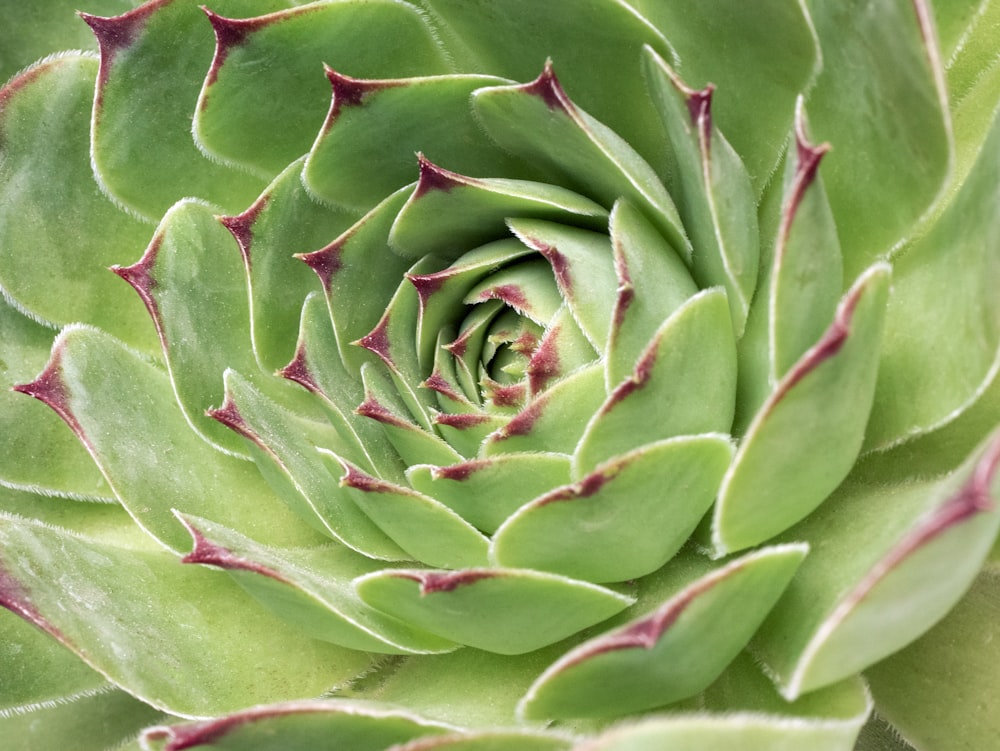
[299,186,416,376]
[736,105,843,430]
[179,513,457,655]
[305,72,536,210]
[754,430,1000,698]
[14,326,322,551]
[209,369,407,560]
[391,158,609,262]
[85,0,281,218]
[712,264,890,554]
[575,288,736,474]
[355,568,634,654]
[865,563,1000,750]
[0,515,374,717]
[643,47,759,335]
[631,0,819,195]
[413,0,679,175]
[492,435,733,583]
[0,53,156,351]
[604,200,698,388]
[195,0,450,177]
[803,0,952,275]
[519,544,807,719]
[326,454,491,570]
[141,700,451,751]
[406,453,571,534]
[865,99,1000,450]
[472,62,689,257]
[219,157,356,374]
[506,219,618,352]
[0,295,111,500]
[484,363,607,456]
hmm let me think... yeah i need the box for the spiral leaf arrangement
[1,1,999,749]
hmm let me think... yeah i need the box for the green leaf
[754,431,1000,698]
[472,63,689,257]
[0,296,111,500]
[14,325,322,551]
[485,363,607,456]
[506,219,618,352]
[519,544,807,719]
[643,47,759,335]
[713,264,890,554]
[604,200,698,388]
[413,0,680,178]
[631,0,819,196]
[304,73,536,210]
[407,453,571,535]
[325,453,491,570]
[195,0,450,178]
[0,515,374,717]
[179,513,457,655]
[492,435,733,583]
[865,563,1000,751]
[299,185,416,376]
[142,700,452,751]
[86,0,283,218]
[0,53,156,352]
[803,0,952,276]
[219,158,356,374]
[390,159,608,262]
[575,288,736,474]
[211,369,407,560]
[736,108,843,432]
[355,568,634,654]
[865,99,1000,451]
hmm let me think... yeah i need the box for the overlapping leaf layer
[2,1,999,749]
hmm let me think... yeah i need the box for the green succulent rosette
[2,1,1000,749]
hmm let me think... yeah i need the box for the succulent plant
[2,1,1000,749]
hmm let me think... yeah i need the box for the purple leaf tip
[297,240,344,292]
[413,154,473,199]
[520,59,573,112]
[399,569,498,594]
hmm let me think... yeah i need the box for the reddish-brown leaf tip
[218,195,269,271]
[521,59,573,112]
[180,520,289,583]
[297,240,345,292]
[398,569,498,595]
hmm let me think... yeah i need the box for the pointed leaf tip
[178,516,289,583]
[413,154,471,198]
[520,59,572,112]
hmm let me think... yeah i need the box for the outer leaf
[304,72,535,210]
[355,568,634,655]
[85,0,283,218]
[196,0,450,177]
[0,295,111,500]
[643,47,759,335]
[519,544,807,719]
[0,53,156,351]
[0,515,374,717]
[413,0,679,177]
[865,99,1000,450]
[141,700,453,751]
[14,326,322,551]
[803,0,952,275]
[754,431,1000,698]
[178,513,457,654]
[630,0,819,195]
[865,563,1000,751]
[713,265,890,554]
[209,369,408,560]
[219,158,356,374]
